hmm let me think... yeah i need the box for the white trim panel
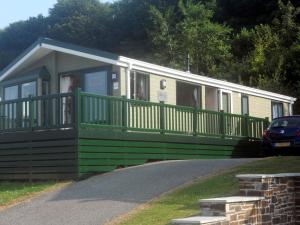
[41,43,129,68]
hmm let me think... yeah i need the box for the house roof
[0,37,296,103]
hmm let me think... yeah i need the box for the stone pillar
[237,174,300,225]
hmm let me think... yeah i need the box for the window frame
[21,81,37,98]
[1,67,50,100]
[218,89,233,113]
[3,79,38,100]
[271,101,284,119]
[176,81,202,108]
[4,85,19,101]
[58,65,113,95]
[241,95,249,115]
[130,70,150,101]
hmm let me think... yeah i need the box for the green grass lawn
[0,181,66,208]
[113,156,300,225]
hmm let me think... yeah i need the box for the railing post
[160,101,165,134]
[122,95,127,132]
[244,114,249,137]
[16,100,22,129]
[193,107,197,136]
[29,95,34,131]
[74,88,82,129]
[220,110,225,138]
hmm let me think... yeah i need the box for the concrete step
[199,196,264,217]
[172,216,228,225]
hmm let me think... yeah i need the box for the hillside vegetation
[0,0,299,111]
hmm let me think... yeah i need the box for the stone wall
[172,173,300,225]
[238,174,300,225]
[200,198,263,225]
[295,176,300,223]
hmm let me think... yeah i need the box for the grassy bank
[112,156,300,225]
[0,181,67,209]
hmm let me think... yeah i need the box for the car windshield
[270,117,300,128]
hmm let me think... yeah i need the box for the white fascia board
[41,43,128,68]
[0,45,41,82]
[121,57,296,103]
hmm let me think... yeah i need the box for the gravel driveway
[0,159,256,225]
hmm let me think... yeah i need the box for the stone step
[199,196,264,217]
[172,216,228,225]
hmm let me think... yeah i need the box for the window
[218,90,232,113]
[60,69,110,96]
[222,92,231,113]
[272,102,283,119]
[60,69,110,124]
[177,82,201,107]
[241,95,249,115]
[21,81,36,98]
[4,85,18,100]
[130,71,149,101]
[84,71,107,96]
[270,117,300,128]
[1,67,49,100]
[205,86,218,111]
[4,85,19,124]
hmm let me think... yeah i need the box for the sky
[0,0,115,29]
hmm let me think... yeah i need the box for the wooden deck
[78,126,261,177]
[0,89,268,180]
[0,129,77,180]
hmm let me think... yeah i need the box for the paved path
[0,159,257,225]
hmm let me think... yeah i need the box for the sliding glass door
[60,70,108,95]
[60,69,109,124]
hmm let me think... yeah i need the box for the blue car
[262,116,300,155]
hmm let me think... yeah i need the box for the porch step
[199,196,264,216]
[172,216,228,225]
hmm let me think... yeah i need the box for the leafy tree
[214,0,300,30]
[0,0,299,112]
[147,5,179,67]
[148,0,232,77]
[0,15,48,69]
[229,0,300,112]
[111,0,179,58]
[47,0,112,50]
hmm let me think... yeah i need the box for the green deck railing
[0,92,75,131]
[77,90,269,139]
[0,89,269,139]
